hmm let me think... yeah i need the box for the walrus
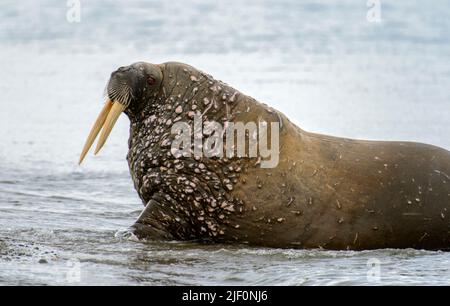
[79,61,450,250]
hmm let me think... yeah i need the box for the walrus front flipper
[131,199,175,241]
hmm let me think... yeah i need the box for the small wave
[114,228,140,242]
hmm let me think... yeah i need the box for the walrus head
[78,62,163,164]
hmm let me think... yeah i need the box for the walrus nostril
[111,70,123,78]
[118,66,132,72]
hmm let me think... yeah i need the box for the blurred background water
[0,0,449,285]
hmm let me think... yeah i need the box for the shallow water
[1,0,450,285]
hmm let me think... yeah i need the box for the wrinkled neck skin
[124,62,256,241]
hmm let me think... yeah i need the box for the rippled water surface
[1,0,450,285]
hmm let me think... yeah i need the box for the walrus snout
[77,66,139,165]
[78,62,164,164]
[107,66,140,107]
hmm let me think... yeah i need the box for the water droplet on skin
[190,75,198,82]
[277,218,285,223]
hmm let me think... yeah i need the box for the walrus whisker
[106,77,134,106]
[107,84,133,108]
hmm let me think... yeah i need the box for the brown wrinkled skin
[127,62,450,250]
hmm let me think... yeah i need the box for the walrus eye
[147,75,156,85]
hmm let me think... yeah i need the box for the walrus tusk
[78,100,113,165]
[94,101,126,155]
